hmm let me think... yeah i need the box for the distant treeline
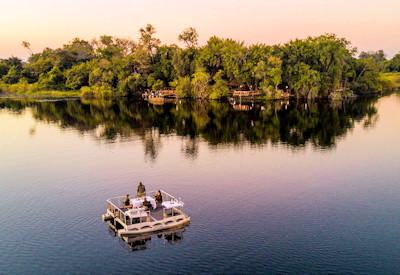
[0,24,399,99]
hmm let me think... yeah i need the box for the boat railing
[146,190,177,202]
[150,190,184,210]
[106,197,125,222]
[106,190,185,225]
[106,196,151,226]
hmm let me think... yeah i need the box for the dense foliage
[0,25,398,99]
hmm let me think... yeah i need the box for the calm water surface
[0,95,399,274]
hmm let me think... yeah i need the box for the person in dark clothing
[155,190,163,207]
[124,194,132,209]
[142,197,152,210]
[137,182,146,197]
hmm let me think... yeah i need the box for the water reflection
[0,97,378,159]
[123,228,185,251]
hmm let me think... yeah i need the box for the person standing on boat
[155,190,163,207]
[137,182,146,197]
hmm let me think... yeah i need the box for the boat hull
[102,210,190,237]
[117,216,191,237]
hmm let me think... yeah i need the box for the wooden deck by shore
[231,90,262,97]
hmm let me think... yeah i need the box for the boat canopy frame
[105,189,185,226]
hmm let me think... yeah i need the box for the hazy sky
[1,0,399,59]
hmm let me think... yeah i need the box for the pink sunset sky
[1,0,399,59]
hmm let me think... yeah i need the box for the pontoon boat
[102,190,190,238]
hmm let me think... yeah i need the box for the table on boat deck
[130,196,156,209]
[126,209,148,219]
[162,200,184,209]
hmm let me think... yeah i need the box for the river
[0,94,399,274]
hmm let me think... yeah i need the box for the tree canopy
[0,25,396,99]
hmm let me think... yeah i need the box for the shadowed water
[0,95,399,274]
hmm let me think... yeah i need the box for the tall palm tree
[21,41,33,55]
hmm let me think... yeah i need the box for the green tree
[0,57,23,83]
[267,56,282,91]
[139,24,161,57]
[63,38,95,62]
[25,49,55,80]
[359,50,386,72]
[173,47,197,77]
[386,53,400,72]
[350,57,382,94]
[281,34,354,98]
[38,66,65,89]
[2,57,23,69]
[2,66,21,84]
[191,70,210,98]
[88,59,117,88]
[289,63,321,99]
[198,36,247,86]
[173,76,192,98]
[0,30,383,99]
[146,74,165,90]
[92,35,125,60]
[65,62,90,90]
[198,36,225,77]
[252,56,282,92]
[118,73,143,96]
[152,79,164,90]
[209,70,229,99]
[253,60,268,90]
[152,45,178,84]
[178,27,199,48]
[242,44,273,88]
[0,60,10,78]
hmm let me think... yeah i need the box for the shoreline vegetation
[1,25,400,100]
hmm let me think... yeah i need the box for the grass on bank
[380,72,400,90]
[0,82,80,98]
[1,73,399,100]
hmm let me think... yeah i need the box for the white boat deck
[102,190,190,237]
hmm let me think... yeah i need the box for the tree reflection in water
[0,97,379,160]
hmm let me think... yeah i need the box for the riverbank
[0,90,80,99]
[380,72,400,90]
[1,74,398,101]
[0,88,390,102]
[0,83,80,98]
